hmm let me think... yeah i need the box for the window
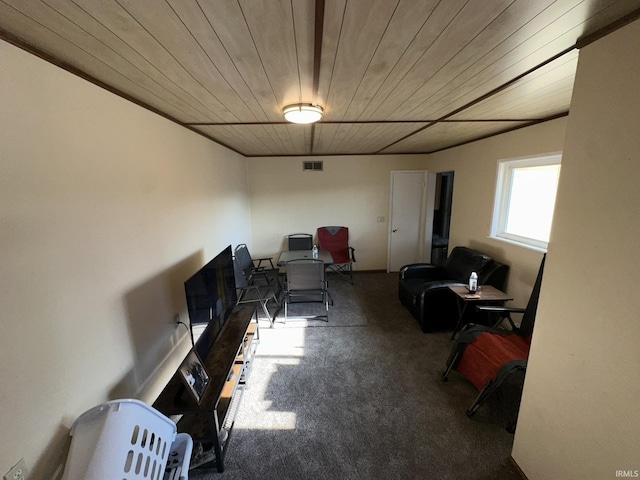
[491,153,561,250]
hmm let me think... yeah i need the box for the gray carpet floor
[190,273,523,480]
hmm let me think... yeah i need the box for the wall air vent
[303,161,323,171]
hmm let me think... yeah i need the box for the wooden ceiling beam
[313,0,325,103]
[310,0,325,155]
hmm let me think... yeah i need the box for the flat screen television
[184,245,238,358]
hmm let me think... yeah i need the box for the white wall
[246,155,428,270]
[425,117,567,306]
[5,15,638,478]
[0,40,251,479]
[512,19,640,479]
[246,120,568,303]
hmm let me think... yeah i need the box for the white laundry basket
[61,399,192,480]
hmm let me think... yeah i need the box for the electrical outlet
[174,313,181,325]
[4,458,28,480]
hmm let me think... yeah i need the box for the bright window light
[491,153,562,250]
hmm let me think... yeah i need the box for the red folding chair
[317,226,356,284]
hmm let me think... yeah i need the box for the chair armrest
[476,306,526,331]
[399,264,445,281]
[253,256,275,270]
[476,306,526,315]
[349,247,356,262]
[248,268,281,289]
[460,323,508,335]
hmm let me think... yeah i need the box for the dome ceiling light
[283,103,324,124]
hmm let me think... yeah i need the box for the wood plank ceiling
[1,0,639,157]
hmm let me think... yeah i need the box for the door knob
[392,229,398,232]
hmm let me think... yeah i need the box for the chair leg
[323,291,329,322]
[468,384,521,433]
[442,352,459,382]
[269,297,279,327]
[260,299,271,320]
[466,380,494,417]
[267,297,276,328]
[327,291,334,306]
[327,263,354,285]
[344,263,353,285]
[283,298,288,324]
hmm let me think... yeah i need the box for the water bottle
[312,244,318,258]
[468,271,478,293]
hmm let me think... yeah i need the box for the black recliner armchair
[398,246,509,332]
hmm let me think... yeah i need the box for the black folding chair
[234,243,281,290]
[287,233,314,251]
[442,254,546,431]
[283,259,329,323]
[233,257,279,326]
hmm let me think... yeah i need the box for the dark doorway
[431,171,454,265]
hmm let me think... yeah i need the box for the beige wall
[246,155,428,270]
[0,41,251,479]
[4,14,638,479]
[247,118,567,303]
[512,19,640,479]
[425,118,567,305]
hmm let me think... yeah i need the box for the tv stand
[153,305,259,472]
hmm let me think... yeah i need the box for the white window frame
[490,152,562,251]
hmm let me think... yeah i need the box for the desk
[449,285,513,339]
[277,249,334,266]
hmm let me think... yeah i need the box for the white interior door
[388,171,435,272]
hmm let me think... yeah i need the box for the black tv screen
[184,245,238,357]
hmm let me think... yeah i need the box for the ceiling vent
[303,161,323,171]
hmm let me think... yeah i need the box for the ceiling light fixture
[283,103,324,124]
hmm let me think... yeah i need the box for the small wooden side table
[449,285,513,339]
